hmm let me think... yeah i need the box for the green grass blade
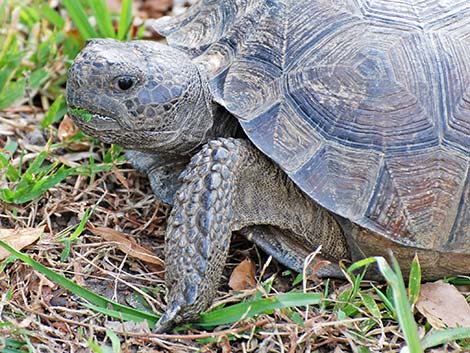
[0,1,6,20]
[70,107,93,122]
[1,162,20,182]
[86,340,104,353]
[27,150,47,172]
[421,328,470,350]
[1,21,19,59]
[0,139,18,160]
[63,35,82,59]
[24,165,73,200]
[371,283,395,318]
[0,347,27,353]
[19,6,39,29]
[0,68,12,95]
[360,292,381,320]
[0,240,158,327]
[86,0,115,38]
[106,330,121,352]
[1,147,77,204]
[0,79,26,110]
[376,256,422,353]
[350,256,422,352]
[445,277,470,286]
[6,165,73,204]
[29,68,49,90]
[117,0,133,40]
[41,94,64,127]
[11,150,56,192]
[33,38,55,67]
[0,338,27,353]
[82,302,156,326]
[62,0,98,39]
[70,208,90,240]
[0,52,23,93]
[40,4,65,29]
[197,292,321,328]
[408,254,421,307]
[348,257,379,272]
[0,189,15,203]
[0,153,9,169]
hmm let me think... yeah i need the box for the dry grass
[0,113,405,352]
[3,1,470,352]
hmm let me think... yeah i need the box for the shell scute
[156,0,470,252]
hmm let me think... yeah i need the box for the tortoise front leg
[155,138,243,332]
[155,138,349,332]
[125,150,188,205]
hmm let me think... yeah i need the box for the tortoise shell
[151,0,470,253]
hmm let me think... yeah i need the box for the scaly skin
[124,150,188,205]
[157,138,348,331]
[157,139,239,331]
[66,39,349,332]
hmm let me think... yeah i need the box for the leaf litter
[416,280,470,328]
[2,0,470,352]
[88,224,165,270]
[0,226,43,260]
[228,257,256,291]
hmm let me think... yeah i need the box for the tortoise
[66,0,470,332]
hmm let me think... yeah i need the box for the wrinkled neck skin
[142,59,242,165]
[149,94,242,167]
[196,62,247,146]
[131,55,243,161]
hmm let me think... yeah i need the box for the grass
[1,0,470,352]
[3,237,470,352]
[62,0,134,40]
[0,147,74,204]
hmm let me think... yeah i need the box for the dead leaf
[17,316,35,329]
[88,225,164,270]
[58,152,100,167]
[229,258,256,291]
[0,226,44,260]
[334,346,348,353]
[106,0,123,13]
[105,319,151,333]
[308,260,332,282]
[220,335,232,353]
[52,321,70,333]
[139,0,172,19]
[113,165,129,189]
[36,271,57,289]
[58,115,89,151]
[58,115,79,141]
[73,258,86,286]
[416,280,470,328]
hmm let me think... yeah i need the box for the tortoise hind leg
[238,225,345,278]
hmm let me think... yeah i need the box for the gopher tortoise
[66,0,470,332]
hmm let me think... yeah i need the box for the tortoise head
[66,38,215,154]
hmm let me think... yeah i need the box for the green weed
[63,0,134,40]
[0,147,74,204]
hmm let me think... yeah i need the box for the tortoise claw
[154,301,182,333]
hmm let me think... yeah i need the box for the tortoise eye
[115,76,135,91]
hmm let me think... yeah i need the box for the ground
[0,1,469,352]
